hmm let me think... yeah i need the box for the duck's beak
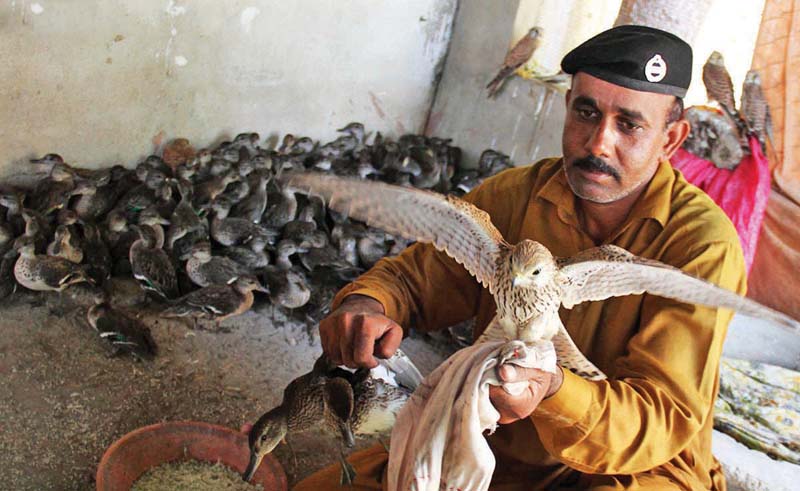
[340,422,356,448]
[242,451,263,482]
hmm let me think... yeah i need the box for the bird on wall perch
[486,26,543,98]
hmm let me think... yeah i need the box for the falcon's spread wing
[552,323,606,380]
[557,245,800,333]
[284,172,507,293]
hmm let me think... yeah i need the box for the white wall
[511,0,765,107]
[0,0,456,179]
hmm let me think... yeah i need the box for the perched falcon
[702,51,737,117]
[284,173,800,381]
[486,27,543,98]
[740,69,773,148]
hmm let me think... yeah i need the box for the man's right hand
[319,294,403,369]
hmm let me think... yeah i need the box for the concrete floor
[1,281,797,490]
[0,281,453,490]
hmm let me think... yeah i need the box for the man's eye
[619,120,642,132]
[577,108,596,120]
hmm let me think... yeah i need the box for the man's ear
[661,118,690,161]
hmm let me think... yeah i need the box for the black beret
[561,25,692,98]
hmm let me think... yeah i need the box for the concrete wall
[0,0,456,180]
[513,0,622,76]
[425,0,565,168]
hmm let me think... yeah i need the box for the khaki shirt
[332,157,746,490]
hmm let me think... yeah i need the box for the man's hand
[319,294,403,369]
[489,364,563,424]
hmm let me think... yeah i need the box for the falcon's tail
[486,66,514,98]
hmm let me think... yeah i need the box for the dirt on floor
[0,280,455,490]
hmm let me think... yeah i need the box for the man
[294,25,745,490]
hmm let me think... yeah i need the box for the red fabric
[671,136,771,272]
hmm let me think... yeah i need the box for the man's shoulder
[660,169,743,262]
[472,157,560,197]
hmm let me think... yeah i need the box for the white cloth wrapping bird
[387,340,557,491]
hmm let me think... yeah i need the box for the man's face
[562,72,678,204]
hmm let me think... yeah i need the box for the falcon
[486,27,543,98]
[702,51,737,118]
[740,69,773,147]
[284,172,800,381]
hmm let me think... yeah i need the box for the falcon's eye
[532,269,540,275]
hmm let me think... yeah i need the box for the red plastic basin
[96,421,287,490]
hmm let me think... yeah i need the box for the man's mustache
[572,155,621,182]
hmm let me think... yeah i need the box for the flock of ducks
[0,123,513,360]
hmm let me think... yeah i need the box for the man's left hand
[489,364,564,424]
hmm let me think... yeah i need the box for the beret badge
[645,54,667,83]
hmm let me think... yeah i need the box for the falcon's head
[744,69,761,85]
[706,51,725,67]
[528,26,543,39]
[509,240,556,288]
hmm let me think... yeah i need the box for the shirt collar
[536,158,674,230]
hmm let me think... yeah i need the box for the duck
[262,266,311,310]
[47,224,83,264]
[295,268,344,324]
[220,177,251,205]
[450,168,482,196]
[0,221,13,253]
[113,169,169,222]
[185,240,250,287]
[281,219,328,250]
[160,275,268,328]
[336,122,367,146]
[13,235,93,292]
[193,170,239,210]
[0,246,18,300]
[19,209,51,254]
[298,243,360,279]
[407,146,442,190]
[80,220,113,285]
[357,229,390,268]
[171,227,209,263]
[103,210,136,274]
[3,193,51,239]
[210,197,275,248]
[231,171,271,223]
[129,223,179,300]
[30,162,77,215]
[243,354,358,483]
[262,182,298,229]
[244,351,421,484]
[273,240,306,271]
[219,245,271,270]
[86,297,158,360]
[166,179,205,251]
[0,224,18,299]
[331,221,366,267]
[0,191,27,235]
[231,132,261,159]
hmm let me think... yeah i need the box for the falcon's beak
[512,276,522,288]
